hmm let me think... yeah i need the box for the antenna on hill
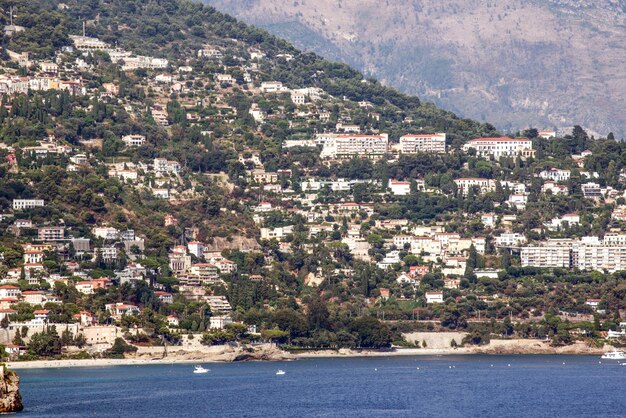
[9,5,13,26]
[82,21,86,37]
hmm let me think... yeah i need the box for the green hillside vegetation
[0,0,624,356]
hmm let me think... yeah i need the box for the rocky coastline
[0,366,23,413]
[6,339,612,370]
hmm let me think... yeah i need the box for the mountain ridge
[204,0,626,137]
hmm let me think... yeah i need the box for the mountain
[203,0,626,137]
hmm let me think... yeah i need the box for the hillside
[1,0,626,361]
[204,0,626,137]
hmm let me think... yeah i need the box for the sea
[16,355,626,417]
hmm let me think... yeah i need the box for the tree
[28,327,62,357]
[61,328,74,346]
[12,332,24,346]
[74,333,87,348]
[500,249,511,269]
[307,297,330,330]
[108,338,138,357]
[349,316,392,348]
[523,128,538,139]
[260,329,289,346]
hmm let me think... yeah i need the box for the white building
[209,315,233,329]
[388,180,411,196]
[120,56,168,71]
[215,74,235,85]
[92,227,119,240]
[320,134,389,159]
[187,241,204,258]
[377,250,401,270]
[520,239,574,268]
[260,225,294,240]
[260,81,286,93]
[108,169,138,182]
[335,123,361,133]
[546,214,580,231]
[508,193,528,210]
[69,35,109,51]
[575,245,626,273]
[581,183,602,199]
[290,92,306,105]
[122,134,146,147]
[481,213,496,227]
[454,178,496,196]
[155,73,173,84]
[495,233,527,247]
[154,158,181,175]
[399,133,446,154]
[539,168,571,182]
[425,292,444,304]
[462,137,534,159]
[542,182,569,195]
[12,199,44,210]
[539,130,557,139]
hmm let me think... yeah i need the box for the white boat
[193,365,209,374]
[276,370,286,375]
[601,350,626,360]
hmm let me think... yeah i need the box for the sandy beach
[7,358,204,369]
[6,338,609,369]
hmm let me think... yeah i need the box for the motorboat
[193,365,209,374]
[276,370,286,375]
[601,350,626,360]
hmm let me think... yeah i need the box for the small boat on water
[276,370,286,375]
[601,350,626,360]
[193,365,209,374]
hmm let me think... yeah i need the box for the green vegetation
[0,0,623,359]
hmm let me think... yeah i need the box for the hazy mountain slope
[204,0,626,136]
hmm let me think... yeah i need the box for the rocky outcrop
[131,343,295,363]
[0,369,24,413]
[233,346,296,362]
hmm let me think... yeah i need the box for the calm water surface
[17,355,626,417]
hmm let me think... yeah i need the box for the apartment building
[575,244,626,273]
[521,241,573,268]
[154,158,181,174]
[13,199,44,210]
[462,137,534,159]
[522,236,626,272]
[320,134,389,159]
[399,133,446,154]
[581,183,601,198]
[37,226,64,241]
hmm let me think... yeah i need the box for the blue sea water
[16,355,626,417]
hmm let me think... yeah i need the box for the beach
[6,337,609,369]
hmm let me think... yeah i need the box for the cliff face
[204,0,626,137]
[0,370,24,413]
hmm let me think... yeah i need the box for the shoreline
[7,341,608,369]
